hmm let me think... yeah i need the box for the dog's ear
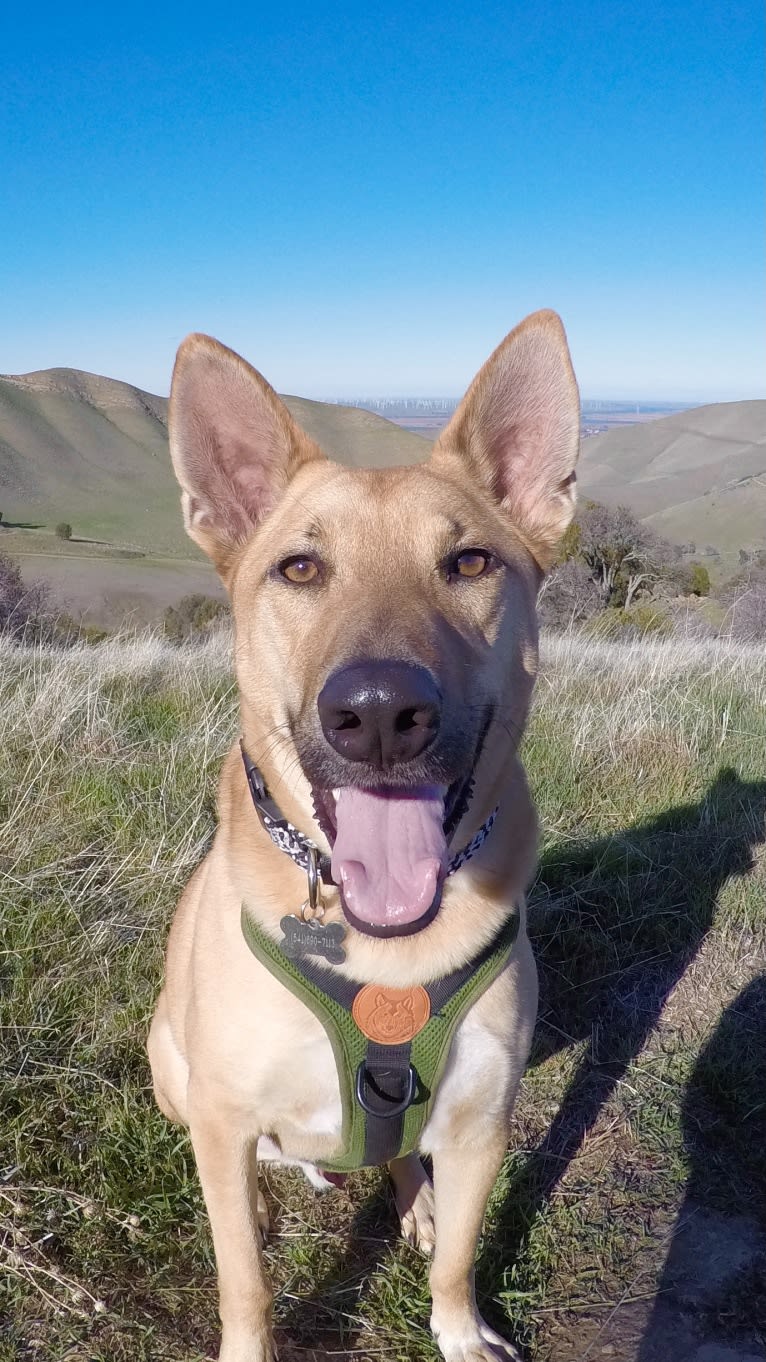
[431,310,579,568]
[169,334,325,576]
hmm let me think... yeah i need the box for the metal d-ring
[355,1062,417,1118]
[300,846,325,922]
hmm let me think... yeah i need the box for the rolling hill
[578,401,766,570]
[1,367,763,623]
[0,368,430,555]
[0,368,431,624]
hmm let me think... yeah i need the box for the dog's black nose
[317,661,441,768]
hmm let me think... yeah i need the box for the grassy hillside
[0,370,178,550]
[2,369,764,620]
[1,631,764,1361]
[0,368,430,623]
[0,368,429,550]
[579,400,766,575]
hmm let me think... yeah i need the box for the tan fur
[148,309,579,1362]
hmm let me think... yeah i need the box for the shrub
[587,602,671,640]
[163,593,229,644]
[555,520,582,565]
[669,561,712,598]
[53,612,110,646]
[664,598,717,639]
[688,563,711,597]
[55,522,73,540]
[726,584,766,642]
[0,552,50,639]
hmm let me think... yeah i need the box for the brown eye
[280,557,319,584]
[454,550,490,578]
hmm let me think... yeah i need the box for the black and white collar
[239,742,498,885]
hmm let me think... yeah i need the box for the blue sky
[2,1,763,400]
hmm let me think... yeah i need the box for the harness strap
[240,906,520,1171]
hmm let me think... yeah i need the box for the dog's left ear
[169,333,326,577]
[430,310,580,568]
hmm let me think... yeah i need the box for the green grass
[1,632,765,1360]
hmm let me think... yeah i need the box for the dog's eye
[453,550,491,579]
[279,556,320,584]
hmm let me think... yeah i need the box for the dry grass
[1,630,764,1360]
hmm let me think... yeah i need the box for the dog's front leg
[429,1133,521,1362]
[189,1097,276,1362]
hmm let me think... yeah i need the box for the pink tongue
[331,787,447,928]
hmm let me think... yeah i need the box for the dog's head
[169,311,579,939]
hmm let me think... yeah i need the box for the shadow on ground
[272,1172,401,1355]
[636,974,766,1362]
[477,768,766,1361]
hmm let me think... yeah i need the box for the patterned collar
[239,741,498,886]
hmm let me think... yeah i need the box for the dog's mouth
[311,774,473,938]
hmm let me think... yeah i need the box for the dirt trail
[548,1203,765,1362]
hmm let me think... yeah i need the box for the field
[1,632,765,1361]
[0,527,224,630]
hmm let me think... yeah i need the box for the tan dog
[147,310,580,1362]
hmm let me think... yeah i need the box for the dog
[147,309,580,1362]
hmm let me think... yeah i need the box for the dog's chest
[230,983,509,1157]
[221,994,344,1145]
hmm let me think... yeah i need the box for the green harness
[241,907,519,1172]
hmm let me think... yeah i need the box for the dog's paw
[399,1176,435,1255]
[256,1189,270,1245]
[432,1314,523,1362]
[390,1154,436,1256]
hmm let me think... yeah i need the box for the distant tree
[576,502,674,608]
[55,522,73,541]
[538,559,602,629]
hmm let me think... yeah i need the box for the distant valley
[578,401,766,578]
[0,366,763,626]
[328,396,693,441]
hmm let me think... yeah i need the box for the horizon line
[1,365,763,409]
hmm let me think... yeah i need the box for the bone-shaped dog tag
[279,915,347,965]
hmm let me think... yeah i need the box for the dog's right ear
[169,334,325,577]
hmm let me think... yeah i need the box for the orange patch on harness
[352,984,431,1044]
